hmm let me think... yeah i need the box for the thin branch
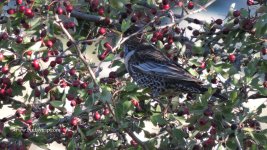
[54,14,98,86]
[248,93,267,99]
[235,134,243,150]
[70,10,118,24]
[124,128,148,150]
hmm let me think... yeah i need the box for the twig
[235,134,243,150]
[124,128,148,150]
[70,10,118,24]
[54,14,98,86]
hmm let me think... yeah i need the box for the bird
[122,26,227,101]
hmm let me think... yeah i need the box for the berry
[60,127,67,134]
[70,117,79,126]
[69,68,76,76]
[16,36,23,43]
[53,78,60,84]
[199,62,206,69]
[50,61,57,67]
[263,81,267,88]
[215,19,223,25]
[24,8,32,16]
[80,82,88,89]
[7,9,16,15]
[26,50,32,56]
[44,86,51,93]
[261,48,267,55]
[228,54,236,63]
[88,89,93,95]
[94,111,101,120]
[203,108,213,116]
[65,5,73,13]
[98,6,105,16]
[162,4,170,10]
[56,7,63,15]
[49,104,54,111]
[247,0,254,6]
[0,32,9,40]
[131,15,138,23]
[55,57,63,64]
[67,94,75,101]
[42,69,49,76]
[98,27,106,35]
[187,1,194,10]
[42,108,49,115]
[109,71,117,78]
[103,108,110,115]
[17,78,24,86]
[32,59,40,70]
[45,40,53,48]
[70,100,76,107]
[233,10,240,17]
[66,130,73,138]
[72,80,80,87]
[131,99,139,107]
[16,0,23,5]
[1,65,9,74]
[198,118,208,126]
[130,140,138,147]
[0,89,5,95]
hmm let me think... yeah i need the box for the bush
[0,0,266,149]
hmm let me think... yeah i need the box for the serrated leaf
[100,87,112,103]
[121,20,131,33]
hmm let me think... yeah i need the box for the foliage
[0,0,267,149]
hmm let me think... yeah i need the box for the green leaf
[257,116,267,123]
[251,132,267,144]
[100,87,112,103]
[121,19,131,33]
[67,139,75,150]
[110,0,124,9]
[150,114,167,126]
[27,41,42,51]
[188,68,199,76]
[73,106,83,116]
[23,71,42,81]
[50,101,64,108]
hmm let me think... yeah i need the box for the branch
[248,93,267,99]
[124,128,148,150]
[54,14,98,86]
[235,134,243,150]
[70,10,118,24]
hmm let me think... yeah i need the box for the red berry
[72,80,80,87]
[50,61,56,67]
[98,27,106,35]
[0,89,5,95]
[55,57,63,64]
[261,48,267,55]
[7,9,16,15]
[162,4,170,10]
[69,68,76,76]
[94,111,101,120]
[56,7,63,15]
[80,82,88,89]
[16,36,23,43]
[88,89,93,95]
[233,10,241,17]
[60,127,67,134]
[228,54,236,63]
[1,65,9,74]
[34,89,41,97]
[25,119,33,125]
[98,6,105,16]
[263,81,267,88]
[187,1,194,10]
[42,108,49,116]
[44,86,51,93]
[42,69,49,76]
[66,130,73,138]
[49,104,54,111]
[103,108,110,115]
[247,0,254,6]
[17,78,24,86]
[199,62,206,69]
[65,5,73,13]
[32,59,40,70]
[193,30,200,36]
[198,118,208,126]
[67,94,75,101]
[203,108,213,116]
[130,140,138,147]
[24,8,32,16]
[45,40,53,48]
[70,117,79,126]
[16,0,23,5]
[70,100,77,107]
[131,15,138,23]
[131,99,139,107]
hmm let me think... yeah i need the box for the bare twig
[235,134,243,150]
[54,14,98,86]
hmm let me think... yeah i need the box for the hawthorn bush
[0,0,267,149]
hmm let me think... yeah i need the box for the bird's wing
[133,49,202,83]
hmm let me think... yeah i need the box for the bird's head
[123,25,145,57]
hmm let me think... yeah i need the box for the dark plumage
[123,27,226,100]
